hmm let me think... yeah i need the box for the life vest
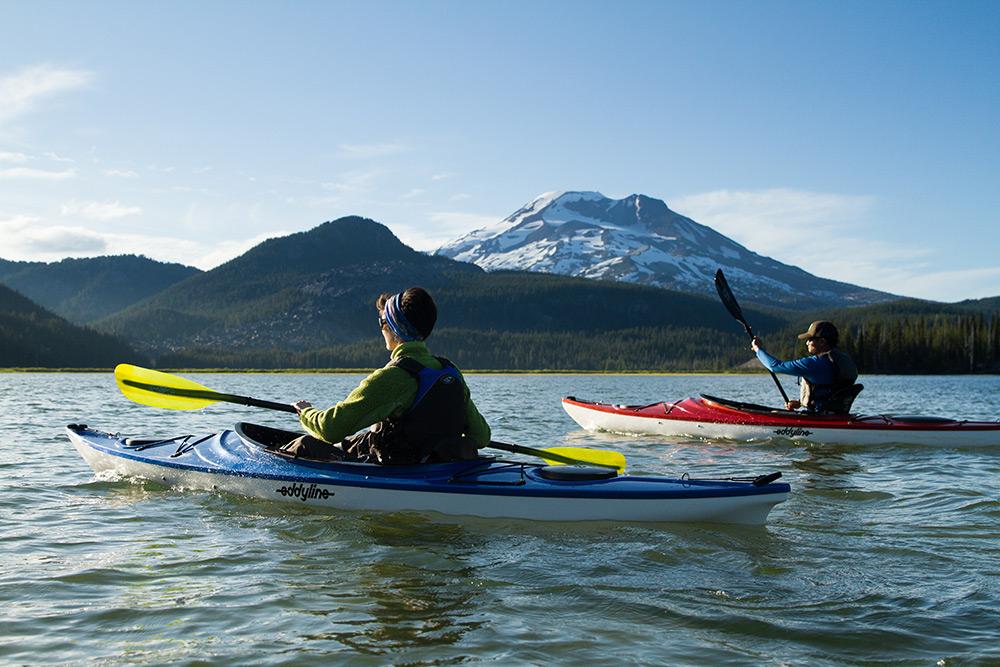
[358,356,477,464]
[799,349,860,414]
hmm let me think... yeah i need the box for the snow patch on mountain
[435,191,894,308]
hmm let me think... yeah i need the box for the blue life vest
[369,356,475,463]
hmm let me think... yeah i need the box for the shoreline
[2,368,998,376]
[0,367,751,375]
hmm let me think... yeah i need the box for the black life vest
[800,349,861,414]
[359,356,477,464]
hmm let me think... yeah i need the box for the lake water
[2,372,999,665]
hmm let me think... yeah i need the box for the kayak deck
[66,422,789,524]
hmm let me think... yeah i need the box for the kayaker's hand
[292,400,312,414]
[751,336,762,353]
[785,400,801,411]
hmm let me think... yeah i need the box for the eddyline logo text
[276,483,333,502]
[774,427,813,437]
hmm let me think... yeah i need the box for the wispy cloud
[0,151,29,163]
[0,167,77,180]
[0,215,107,255]
[190,231,289,270]
[431,172,457,181]
[0,65,95,127]
[392,210,501,251]
[102,168,139,178]
[899,266,1000,302]
[671,188,876,254]
[43,151,74,163]
[336,143,407,159]
[401,188,425,199]
[320,169,381,195]
[0,213,287,270]
[60,199,142,220]
[669,188,939,296]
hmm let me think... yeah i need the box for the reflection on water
[1,373,999,664]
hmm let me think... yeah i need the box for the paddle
[714,269,790,404]
[488,440,625,471]
[115,364,626,471]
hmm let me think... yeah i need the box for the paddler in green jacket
[283,287,491,464]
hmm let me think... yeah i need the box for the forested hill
[763,298,1000,373]
[5,217,994,371]
[956,296,1000,312]
[95,216,786,368]
[0,255,200,324]
[0,284,137,367]
[97,217,484,348]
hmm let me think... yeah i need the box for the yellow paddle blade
[115,364,221,411]
[542,446,626,472]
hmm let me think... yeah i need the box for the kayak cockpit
[233,422,500,472]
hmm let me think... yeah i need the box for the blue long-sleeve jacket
[755,348,834,384]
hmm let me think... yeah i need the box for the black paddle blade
[714,269,750,333]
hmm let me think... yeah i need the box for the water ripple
[1,372,999,664]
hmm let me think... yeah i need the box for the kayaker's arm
[462,383,491,447]
[754,347,834,384]
[298,367,415,444]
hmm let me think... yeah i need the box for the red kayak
[562,394,1000,447]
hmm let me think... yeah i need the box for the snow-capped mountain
[435,191,894,308]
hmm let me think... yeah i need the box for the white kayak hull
[68,425,789,525]
[563,397,1000,447]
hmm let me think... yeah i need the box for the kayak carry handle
[752,472,782,487]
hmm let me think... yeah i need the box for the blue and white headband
[383,292,424,342]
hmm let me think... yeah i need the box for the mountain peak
[228,216,416,275]
[436,190,894,309]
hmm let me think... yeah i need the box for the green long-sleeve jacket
[298,341,491,446]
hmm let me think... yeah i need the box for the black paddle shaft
[714,269,790,404]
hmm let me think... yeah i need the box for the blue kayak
[66,422,789,524]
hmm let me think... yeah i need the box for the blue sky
[1,0,997,301]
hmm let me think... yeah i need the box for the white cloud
[428,211,500,229]
[667,188,996,299]
[189,231,290,270]
[431,172,457,181]
[401,188,425,199]
[393,210,501,251]
[0,65,95,126]
[0,213,287,270]
[102,168,139,178]
[43,151,74,163]
[60,200,142,220]
[671,188,876,255]
[871,265,1000,303]
[0,215,107,256]
[320,169,381,195]
[0,167,76,180]
[0,151,29,162]
[336,143,407,159]
[449,193,472,201]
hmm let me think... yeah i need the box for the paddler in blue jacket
[751,320,860,414]
[282,287,491,463]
